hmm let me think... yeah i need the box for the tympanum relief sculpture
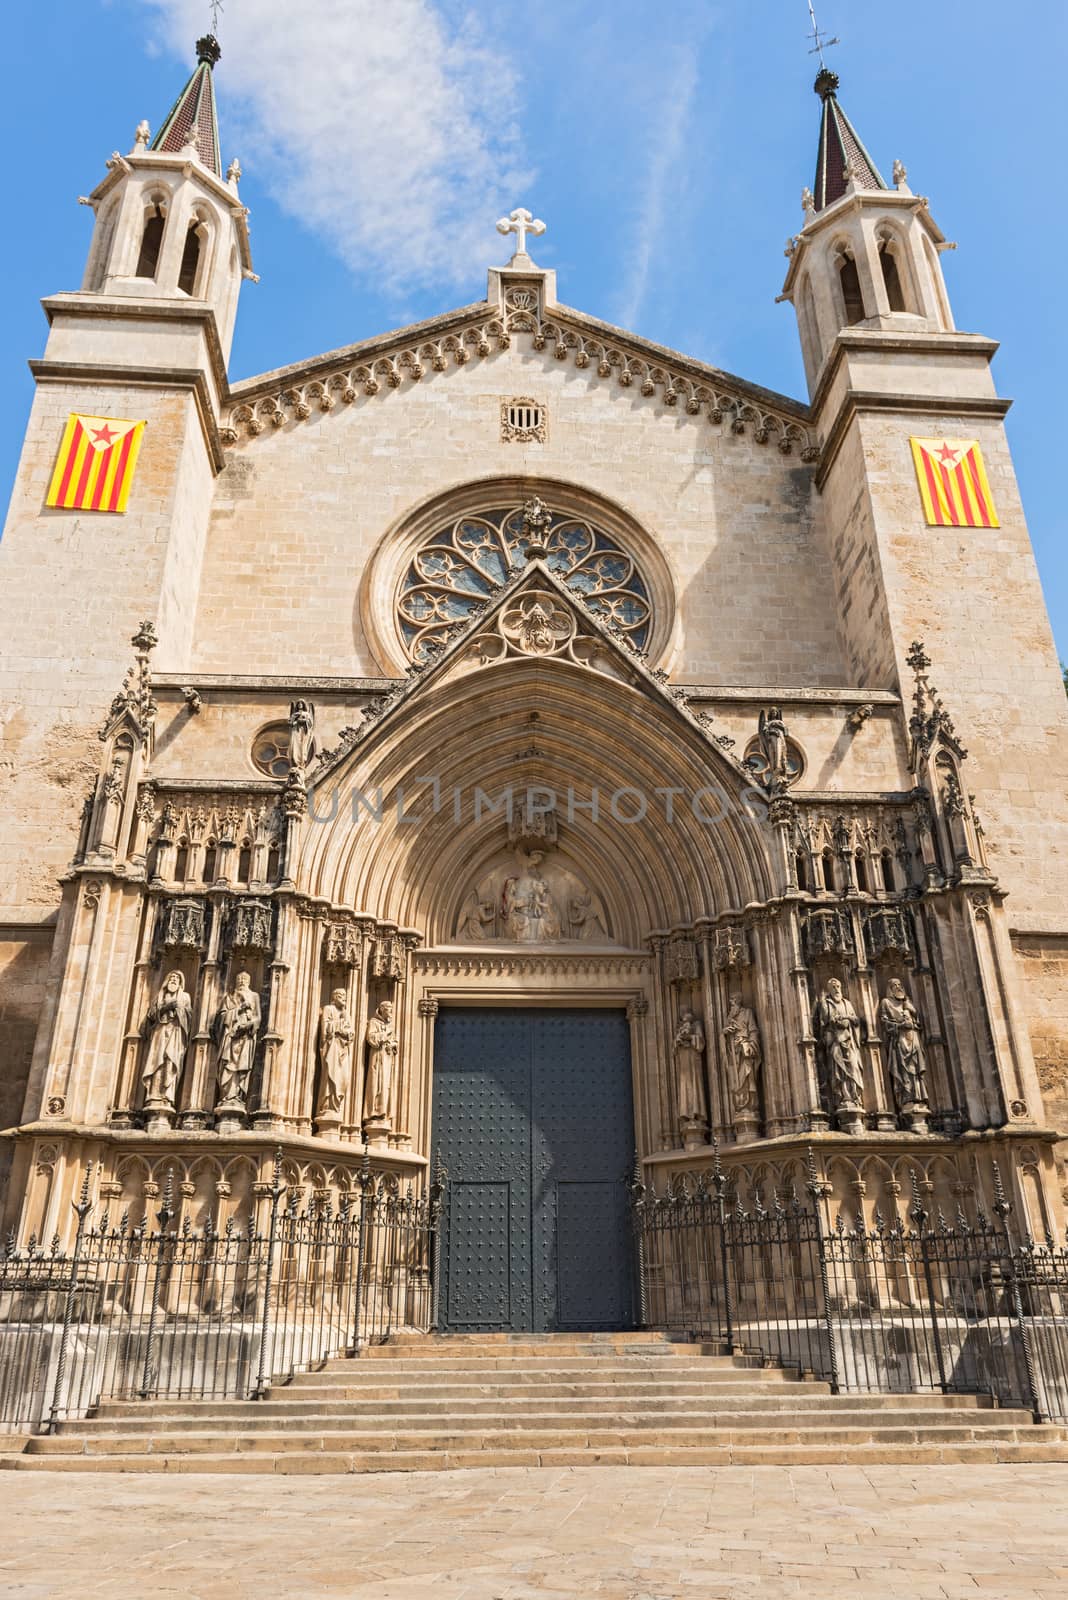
[454,844,611,945]
[140,970,192,1117]
[316,988,354,1130]
[721,992,763,1142]
[212,972,261,1123]
[674,1008,708,1150]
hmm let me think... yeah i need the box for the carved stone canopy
[801,906,855,963]
[226,897,274,956]
[864,906,913,963]
[159,896,208,953]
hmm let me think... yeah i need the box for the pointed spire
[150,36,223,177]
[812,68,887,212]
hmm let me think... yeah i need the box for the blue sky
[2,0,1065,658]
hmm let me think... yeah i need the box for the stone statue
[813,978,866,1112]
[757,707,790,791]
[317,988,354,1118]
[501,850,562,943]
[141,970,192,1110]
[212,972,261,1111]
[364,1000,398,1123]
[133,119,151,150]
[456,889,496,941]
[878,978,929,1110]
[673,1010,707,1124]
[287,699,315,771]
[569,890,609,942]
[722,992,762,1119]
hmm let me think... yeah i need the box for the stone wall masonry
[194,352,846,686]
[849,405,1068,924]
[0,379,215,921]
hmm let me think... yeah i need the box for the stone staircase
[6,1331,1068,1473]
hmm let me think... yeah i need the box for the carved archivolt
[223,306,817,460]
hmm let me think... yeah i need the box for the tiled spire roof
[812,68,886,211]
[150,36,222,177]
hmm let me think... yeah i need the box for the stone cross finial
[496,207,546,259]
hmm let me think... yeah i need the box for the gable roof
[223,291,818,460]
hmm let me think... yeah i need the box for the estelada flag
[45,414,146,513]
[909,437,999,529]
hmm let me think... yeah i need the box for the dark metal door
[433,1007,635,1332]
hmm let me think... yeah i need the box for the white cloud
[141,0,532,293]
[614,43,700,331]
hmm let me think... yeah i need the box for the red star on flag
[937,442,958,463]
[91,423,118,445]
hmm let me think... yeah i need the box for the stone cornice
[815,389,1013,489]
[152,673,395,695]
[28,359,226,473]
[808,329,1000,419]
[223,301,818,459]
[40,293,230,396]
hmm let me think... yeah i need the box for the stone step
[61,1405,1033,1437]
[284,1360,799,1381]
[329,1345,745,1364]
[10,1435,1068,1473]
[24,1418,1058,1457]
[89,1390,992,1422]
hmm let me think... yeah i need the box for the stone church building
[1,38,1066,1331]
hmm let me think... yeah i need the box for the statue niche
[454,845,612,945]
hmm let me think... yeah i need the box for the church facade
[1,41,1066,1329]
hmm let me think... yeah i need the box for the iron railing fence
[630,1151,1068,1424]
[0,1154,444,1433]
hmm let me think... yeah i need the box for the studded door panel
[532,1009,635,1330]
[434,1010,532,1331]
[434,1007,634,1332]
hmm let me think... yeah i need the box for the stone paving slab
[0,1464,1066,1599]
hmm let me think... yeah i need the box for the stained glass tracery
[397,504,652,662]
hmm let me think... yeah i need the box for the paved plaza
[1,1465,1066,1599]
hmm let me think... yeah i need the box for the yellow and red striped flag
[45,414,146,513]
[909,437,999,529]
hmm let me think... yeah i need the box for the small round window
[252,723,293,779]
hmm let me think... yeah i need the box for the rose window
[397,502,652,662]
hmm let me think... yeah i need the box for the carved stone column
[416,996,440,1161]
[647,935,675,1149]
[111,892,161,1127]
[253,899,290,1134]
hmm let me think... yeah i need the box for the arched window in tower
[836,250,865,325]
[923,235,953,331]
[135,201,167,280]
[178,210,211,296]
[877,236,907,313]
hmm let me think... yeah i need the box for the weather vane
[806,0,839,67]
[208,0,224,34]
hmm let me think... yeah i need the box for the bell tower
[778,63,1068,986]
[79,34,251,358]
[0,36,254,923]
[783,68,956,393]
